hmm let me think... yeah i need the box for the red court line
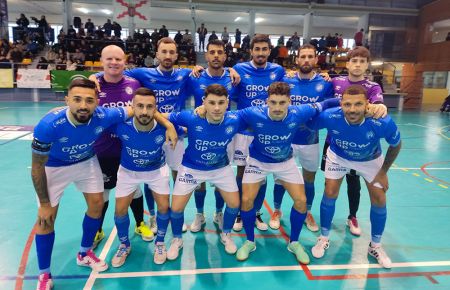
[15,224,37,290]
[420,161,450,186]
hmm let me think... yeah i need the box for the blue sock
[194,190,206,214]
[320,195,337,237]
[236,176,243,200]
[370,205,387,244]
[305,182,315,211]
[241,208,256,242]
[273,184,285,210]
[223,206,239,233]
[35,232,55,274]
[289,207,307,242]
[254,183,267,212]
[80,214,101,254]
[155,210,170,243]
[214,190,225,213]
[170,210,184,238]
[144,184,155,216]
[114,214,130,247]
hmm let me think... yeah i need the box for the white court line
[92,260,450,279]
[398,123,435,129]
[83,227,117,290]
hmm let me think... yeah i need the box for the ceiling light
[101,9,112,15]
[234,17,241,22]
[77,7,89,14]
[255,17,264,23]
[371,61,383,66]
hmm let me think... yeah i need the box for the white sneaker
[269,210,282,230]
[305,211,319,232]
[213,212,224,230]
[148,215,157,233]
[76,249,108,272]
[312,236,330,259]
[190,213,206,233]
[368,243,392,269]
[233,215,243,232]
[36,273,53,290]
[182,223,188,233]
[167,238,183,260]
[255,212,268,231]
[111,244,131,268]
[220,232,237,254]
[347,217,362,236]
[153,242,167,265]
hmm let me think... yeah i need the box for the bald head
[101,45,126,80]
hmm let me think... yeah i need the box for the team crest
[225,126,234,134]
[366,131,375,140]
[288,122,297,129]
[95,126,104,135]
[177,75,183,81]
[227,83,232,90]
[315,83,324,92]
[270,72,276,80]
[121,134,130,141]
[155,135,164,144]
[125,86,133,95]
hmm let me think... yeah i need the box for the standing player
[232,34,285,231]
[187,39,237,233]
[327,46,386,236]
[269,44,333,232]
[92,45,154,249]
[310,85,401,268]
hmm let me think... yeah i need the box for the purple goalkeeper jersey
[93,75,141,158]
[332,76,383,104]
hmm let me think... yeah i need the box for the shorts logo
[201,152,216,160]
[265,146,281,154]
[125,86,133,95]
[159,104,175,113]
[59,137,69,143]
[251,99,265,107]
[155,135,164,144]
[327,166,347,172]
[245,164,262,175]
[95,126,104,135]
[225,126,234,134]
[178,173,197,184]
[234,150,243,156]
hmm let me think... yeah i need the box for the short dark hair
[342,84,368,99]
[268,82,290,97]
[204,84,228,99]
[207,39,225,51]
[68,78,96,91]
[157,37,177,51]
[134,87,156,98]
[298,43,317,54]
[347,46,370,61]
[250,34,271,49]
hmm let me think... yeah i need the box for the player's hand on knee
[366,104,387,119]
[371,170,389,191]
[194,105,206,118]
[37,203,56,229]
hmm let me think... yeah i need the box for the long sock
[143,184,155,216]
[114,214,130,247]
[289,207,307,242]
[346,174,361,219]
[155,210,170,243]
[170,210,184,238]
[223,206,239,233]
[236,176,243,200]
[305,182,315,211]
[254,183,267,212]
[273,184,285,210]
[319,195,337,237]
[35,232,55,274]
[98,200,109,232]
[241,208,256,242]
[193,190,206,214]
[130,195,144,225]
[214,190,225,213]
[80,214,101,254]
[370,205,387,244]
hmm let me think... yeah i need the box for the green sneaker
[236,240,256,261]
[287,241,310,264]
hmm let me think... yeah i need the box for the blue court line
[0,274,89,281]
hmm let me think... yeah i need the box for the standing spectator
[221,27,229,44]
[277,35,285,46]
[197,23,207,51]
[67,25,76,38]
[354,28,364,46]
[112,21,122,38]
[372,69,384,92]
[325,33,333,47]
[85,18,95,34]
[174,30,183,45]
[151,29,160,46]
[103,19,112,37]
[337,34,344,48]
[209,31,218,43]
[241,34,250,51]
[446,32,450,41]
[31,15,49,43]
[290,32,300,54]
[235,28,242,46]
[159,25,169,38]
[318,36,327,53]
[16,14,29,29]
[182,29,193,45]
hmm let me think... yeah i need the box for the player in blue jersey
[269,44,334,232]
[186,39,237,233]
[309,85,401,269]
[235,82,341,263]
[232,34,286,232]
[156,84,245,264]
[109,88,178,267]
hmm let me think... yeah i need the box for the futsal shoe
[220,232,237,254]
[154,242,167,265]
[135,221,155,241]
[233,215,243,232]
[311,236,330,259]
[167,238,183,260]
[182,223,188,233]
[92,230,105,250]
[269,210,282,230]
[287,241,310,264]
[36,273,53,290]
[347,217,362,236]
[236,240,256,261]
[111,244,131,268]
[213,212,224,230]
[255,212,268,231]
[304,211,319,232]
[368,243,392,269]
[77,249,109,272]
[190,213,206,233]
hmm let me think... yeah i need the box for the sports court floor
[0,101,449,290]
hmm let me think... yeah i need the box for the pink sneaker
[347,217,362,236]
[36,273,53,290]
[77,249,109,272]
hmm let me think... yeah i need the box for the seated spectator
[327,66,339,78]
[36,57,48,69]
[55,57,66,70]
[144,53,154,67]
[71,48,85,62]
[67,25,77,38]
[0,53,11,68]
[339,67,349,75]
[7,45,24,64]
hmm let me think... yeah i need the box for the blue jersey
[284,73,334,145]
[169,111,246,170]
[32,107,127,167]
[307,107,401,161]
[233,62,285,110]
[112,118,166,172]
[239,105,323,163]
[187,69,237,108]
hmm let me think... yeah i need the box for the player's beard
[253,55,267,66]
[72,110,92,124]
[299,64,313,74]
[161,59,174,70]
[136,115,153,126]
[345,111,364,124]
